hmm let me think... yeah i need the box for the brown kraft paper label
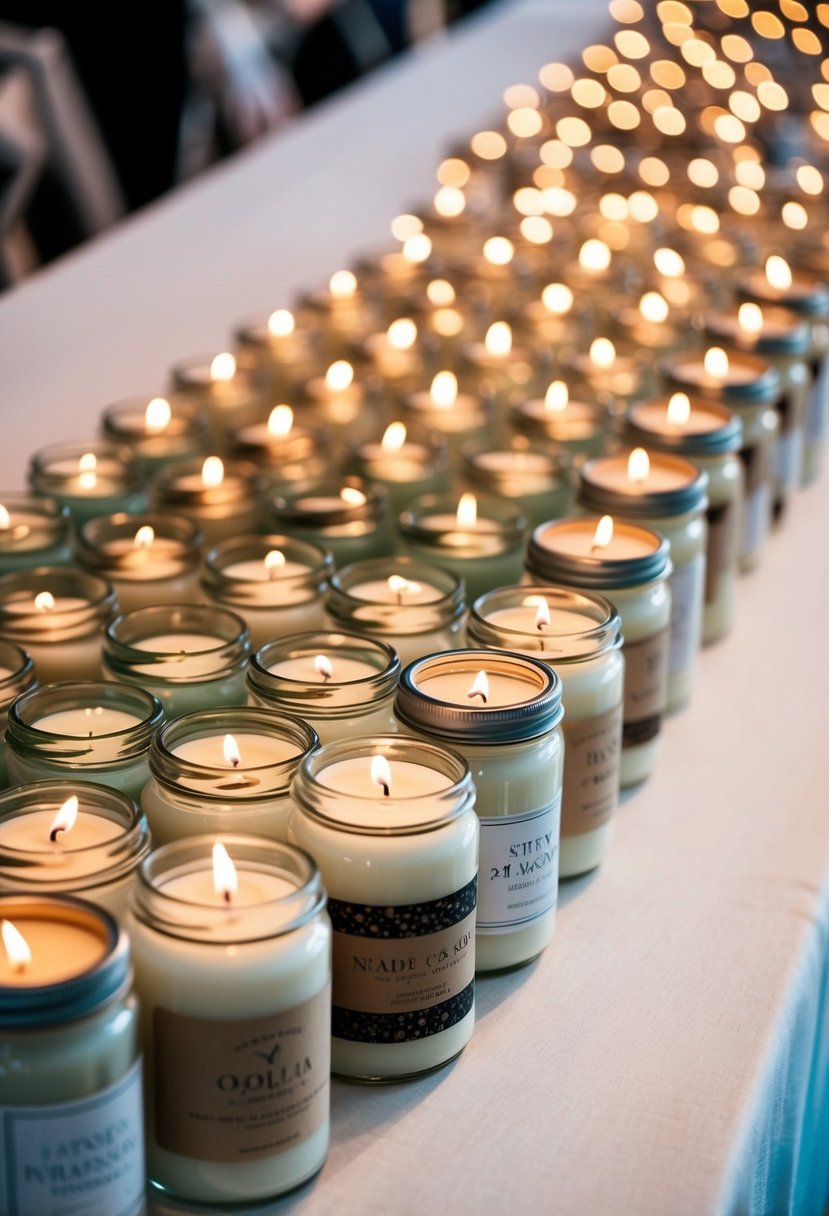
[153,990,330,1163]
[561,703,623,838]
[622,628,669,749]
[705,498,737,606]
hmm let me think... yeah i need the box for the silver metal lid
[578,452,709,519]
[526,518,671,590]
[624,399,743,456]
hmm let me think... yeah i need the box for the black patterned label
[329,879,476,1043]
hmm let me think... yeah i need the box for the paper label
[622,628,669,748]
[328,879,476,1043]
[705,499,737,606]
[807,354,829,444]
[667,554,705,677]
[0,1058,144,1216]
[153,993,330,1163]
[476,799,560,933]
[561,704,623,838]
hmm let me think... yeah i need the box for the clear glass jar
[458,436,572,528]
[0,780,150,919]
[6,679,164,801]
[0,567,117,684]
[525,517,672,789]
[28,440,148,527]
[102,603,250,718]
[76,512,204,614]
[151,456,266,545]
[0,494,73,573]
[0,639,36,788]
[140,706,318,845]
[288,734,477,1081]
[623,397,744,645]
[200,534,334,651]
[325,557,465,667]
[248,631,400,743]
[577,451,708,714]
[466,586,624,877]
[0,893,144,1216]
[347,418,451,516]
[234,313,324,394]
[169,351,268,440]
[400,371,496,450]
[509,379,619,461]
[100,392,210,476]
[128,836,330,1206]
[225,406,332,489]
[394,649,564,973]
[269,476,393,566]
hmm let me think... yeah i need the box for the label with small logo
[153,991,330,1163]
[705,499,737,606]
[622,627,669,748]
[328,878,476,1043]
[561,704,623,838]
[0,1058,144,1216]
[667,554,705,677]
[476,798,560,934]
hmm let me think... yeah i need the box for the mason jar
[269,476,393,567]
[0,639,36,787]
[0,494,73,574]
[28,440,148,527]
[76,512,204,614]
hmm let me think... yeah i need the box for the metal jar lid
[526,518,671,590]
[0,894,130,1028]
[702,307,811,357]
[736,267,829,318]
[395,650,562,744]
[578,452,709,519]
[624,399,743,456]
[660,348,782,406]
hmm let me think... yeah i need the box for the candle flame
[223,734,241,768]
[765,255,792,291]
[340,486,367,507]
[49,795,78,842]
[264,550,285,577]
[579,239,611,272]
[627,448,650,482]
[592,515,614,550]
[329,270,357,298]
[134,525,154,550]
[654,247,685,277]
[1,920,31,972]
[485,322,512,356]
[267,308,295,338]
[541,283,574,315]
[590,337,616,369]
[738,302,764,335]
[325,361,354,391]
[78,452,97,490]
[212,842,238,903]
[201,456,225,488]
[667,392,691,425]
[402,233,431,263]
[370,754,392,796]
[639,292,669,323]
[387,318,418,350]
[387,574,420,602]
[0,505,9,529]
[145,397,172,433]
[34,591,55,612]
[427,279,456,306]
[483,236,514,266]
[544,381,569,413]
[210,352,236,382]
[522,595,551,630]
[381,421,407,452]
[430,370,458,409]
[456,492,478,529]
[704,347,729,379]
[267,404,294,438]
[467,670,489,703]
[314,654,333,680]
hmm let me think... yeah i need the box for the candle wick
[223,889,232,905]
[49,826,64,844]
[320,670,330,682]
[380,781,390,797]
[467,690,488,704]
[11,960,27,975]
[230,756,240,768]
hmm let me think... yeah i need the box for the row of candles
[5,2,829,1208]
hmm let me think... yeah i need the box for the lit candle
[461,320,543,402]
[459,437,571,527]
[127,836,330,1205]
[152,455,265,545]
[269,477,392,567]
[298,267,380,343]
[0,568,117,684]
[402,369,494,445]
[349,420,450,513]
[170,350,267,437]
[519,281,586,350]
[302,360,372,436]
[0,495,73,573]
[289,735,477,1080]
[526,516,672,789]
[234,308,322,393]
[226,404,330,487]
[100,394,210,476]
[140,708,317,845]
[561,336,645,401]
[77,513,203,613]
[361,316,425,384]
[509,379,617,460]
[0,894,145,1216]
[0,639,36,789]
[28,443,148,526]
[609,290,685,355]
[395,649,563,973]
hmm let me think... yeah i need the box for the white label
[807,354,829,444]
[476,798,560,933]
[775,428,802,492]
[667,554,705,677]
[0,1058,144,1216]
[741,484,771,559]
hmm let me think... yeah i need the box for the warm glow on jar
[145,397,172,433]
[267,309,295,338]
[387,319,418,350]
[210,353,236,382]
[542,283,574,315]
[201,456,225,488]
[267,404,294,437]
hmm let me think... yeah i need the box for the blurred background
[0,0,496,288]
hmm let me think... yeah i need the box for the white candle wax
[632,401,727,436]
[0,809,122,850]
[35,707,141,736]
[485,606,599,635]
[345,578,444,606]
[268,654,377,682]
[173,732,299,771]
[168,472,242,493]
[587,457,695,494]
[354,449,431,481]
[132,632,226,677]
[414,669,536,707]
[292,495,353,513]
[318,757,451,799]
[405,390,483,433]
[100,536,184,580]
[668,357,758,388]
[221,558,309,582]
[535,520,657,560]
[0,916,107,986]
[159,867,295,907]
[417,513,502,536]
[4,595,89,616]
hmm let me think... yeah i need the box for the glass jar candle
[234,308,322,394]
[151,455,266,545]
[0,494,73,573]
[400,369,495,451]
[0,567,117,684]
[458,436,572,528]
[225,404,331,489]
[128,836,330,1206]
[299,359,377,442]
[288,735,477,1081]
[28,441,148,527]
[459,320,546,406]
[268,477,393,567]
[357,316,430,391]
[394,649,563,973]
[0,893,144,1216]
[200,534,334,650]
[608,290,690,359]
[516,282,591,352]
[102,604,250,718]
[141,707,318,845]
[6,679,163,800]
[559,337,649,405]
[0,780,150,918]
[297,269,381,347]
[702,304,811,521]
[347,418,451,515]
[100,393,210,477]
[466,586,623,878]
[396,491,527,604]
[577,450,708,714]
[525,516,671,789]
[660,346,780,572]
[509,379,619,462]
[623,396,744,645]
[0,640,36,788]
[169,350,267,440]
[76,512,204,614]
[247,631,400,744]
[324,558,465,668]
